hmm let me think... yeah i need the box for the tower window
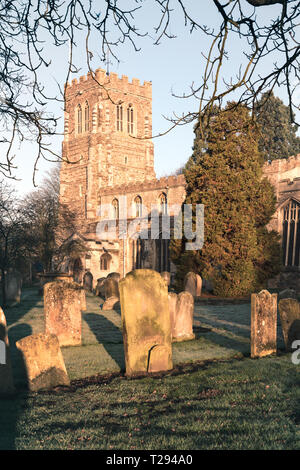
[116,104,123,131]
[127,106,134,134]
[84,101,90,132]
[77,104,82,134]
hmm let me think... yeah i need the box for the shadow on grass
[85,313,125,371]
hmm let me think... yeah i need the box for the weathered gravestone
[83,271,93,292]
[5,270,22,304]
[119,269,173,376]
[161,272,171,288]
[0,308,15,395]
[278,298,300,351]
[172,291,195,342]
[95,277,106,297]
[251,290,277,358]
[278,289,297,301]
[44,281,83,346]
[184,272,202,298]
[107,272,121,282]
[16,333,70,392]
[168,292,178,336]
[102,296,120,311]
[104,277,120,300]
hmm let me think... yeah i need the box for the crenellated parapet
[65,68,152,99]
[98,173,186,196]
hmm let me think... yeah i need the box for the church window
[127,105,134,134]
[112,198,119,219]
[100,253,111,271]
[159,192,168,215]
[77,104,82,134]
[134,196,142,218]
[282,199,300,267]
[116,104,123,131]
[84,101,90,132]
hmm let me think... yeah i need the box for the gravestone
[95,277,106,297]
[83,271,93,292]
[119,269,172,376]
[161,272,171,288]
[107,272,121,282]
[44,280,83,346]
[251,289,277,358]
[102,296,120,311]
[168,292,178,336]
[184,272,202,298]
[172,291,195,342]
[278,289,297,301]
[278,298,300,351]
[5,270,22,304]
[104,277,119,300]
[0,308,15,395]
[16,333,70,392]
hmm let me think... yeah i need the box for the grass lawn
[1,287,299,450]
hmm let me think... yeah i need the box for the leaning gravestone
[16,333,70,392]
[251,289,277,358]
[5,270,22,304]
[44,281,83,347]
[119,269,172,376]
[184,272,202,298]
[278,298,300,351]
[172,291,195,342]
[0,308,15,395]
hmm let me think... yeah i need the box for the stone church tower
[60,69,186,286]
[60,68,156,221]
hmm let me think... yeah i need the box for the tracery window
[116,104,123,131]
[282,199,300,267]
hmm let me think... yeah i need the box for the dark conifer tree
[170,103,281,297]
[255,91,300,161]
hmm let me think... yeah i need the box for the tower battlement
[66,68,152,99]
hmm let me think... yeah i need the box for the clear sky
[7,1,295,195]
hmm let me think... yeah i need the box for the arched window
[100,253,112,271]
[116,104,123,131]
[77,104,82,134]
[134,195,142,218]
[84,101,90,132]
[127,105,134,134]
[112,198,119,219]
[159,192,168,215]
[282,199,300,267]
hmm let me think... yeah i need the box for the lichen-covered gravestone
[119,269,173,376]
[278,298,300,351]
[172,291,195,342]
[251,289,277,358]
[0,308,15,395]
[16,333,70,392]
[184,272,202,298]
[44,280,83,347]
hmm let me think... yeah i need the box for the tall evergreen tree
[255,91,300,161]
[170,103,281,297]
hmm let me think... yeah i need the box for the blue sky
[9,1,294,195]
